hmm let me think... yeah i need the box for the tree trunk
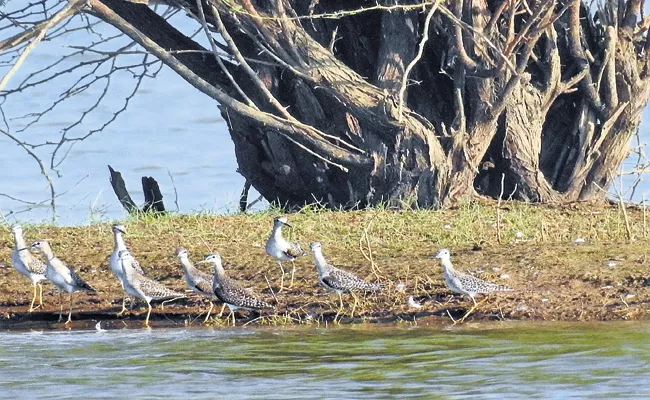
[6,0,650,209]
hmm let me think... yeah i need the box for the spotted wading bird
[11,225,47,312]
[199,253,274,326]
[110,224,145,316]
[118,250,186,327]
[265,216,306,292]
[30,240,97,324]
[309,242,381,319]
[175,247,221,323]
[434,249,513,321]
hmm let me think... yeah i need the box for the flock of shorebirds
[7,216,514,327]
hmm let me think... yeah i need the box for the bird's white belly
[109,252,125,284]
[46,268,74,293]
[266,243,292,261]
[445,275,471,297]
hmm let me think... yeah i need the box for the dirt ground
[1,205,649,330]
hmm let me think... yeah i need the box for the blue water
[0,323,648,399]
[0,10,264,225]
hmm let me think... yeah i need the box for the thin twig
[167,169,180,212]
[192,0,258,109]
[0,127,57,221]
[264,275,279,305]
[497,173,505,244]
[359,209,384,280]
[0,0,84,91]
[397,0,441,122]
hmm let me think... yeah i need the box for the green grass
[1,200,649,326]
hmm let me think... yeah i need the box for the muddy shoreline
[2,205,649,330]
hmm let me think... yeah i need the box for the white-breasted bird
[265,216,305,292]
[109,224,144,315]
[30,240,96,324]
[309,242,381,315]
[175,247,219,322]
[119,249,185,327]
[434,249,513,305]
[11,225,47,312]
[199,253,273,326]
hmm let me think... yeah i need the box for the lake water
[1,7,650,225]
[0,322,649,398]
[0,10,265,225]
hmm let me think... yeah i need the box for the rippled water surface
[1,323,649,398]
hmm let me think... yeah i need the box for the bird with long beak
[109,224,145,316]
[11,225,47,312]
[30,240,96,324]
[309,241,381,321]
[265,216,305,292]
[175,247,221,323]
[199,253,273,326]
[435,249,513,322]
[119,249,185,327]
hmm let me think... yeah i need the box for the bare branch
[0,0,86,92]
[87,0,370,169]
[397,0,441,122]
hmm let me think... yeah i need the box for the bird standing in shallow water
[265,216,306,292]
[435,249,513,321]
[109,224,145,316]
[309,242,381,319]
[119,249,186,327]
[199,253,273,326]
[30,240,96,324]
[175,247,220,323]
[11,225,47,312]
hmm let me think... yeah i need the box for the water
[0,323,649,398]
[0,10,265,225]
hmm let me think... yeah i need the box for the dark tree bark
[108,165,165,214]
[5,0,650,209]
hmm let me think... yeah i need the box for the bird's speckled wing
[457,274,513,294]
[284,241,306,259]
[322,266,381,293]
[26,256,46,275]
[214,277,272,310]
[131,257,145,275]
[193,273,215,296]
[138,277,185,300]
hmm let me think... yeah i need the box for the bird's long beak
[282,222,293,228]
[16,247,28,251]
[197,260,209,264]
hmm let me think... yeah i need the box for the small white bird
[119,249,185,327]
[30,240,97,324]
[407,296,422,309]
[109,224,145,316]
[434,249,513,306]
[11,225,47,312]
[309,242,381,315]
[175,247,219,322]
[199,253,274,326]
[265,216,306,292]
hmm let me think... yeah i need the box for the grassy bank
[1,200,649,329]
